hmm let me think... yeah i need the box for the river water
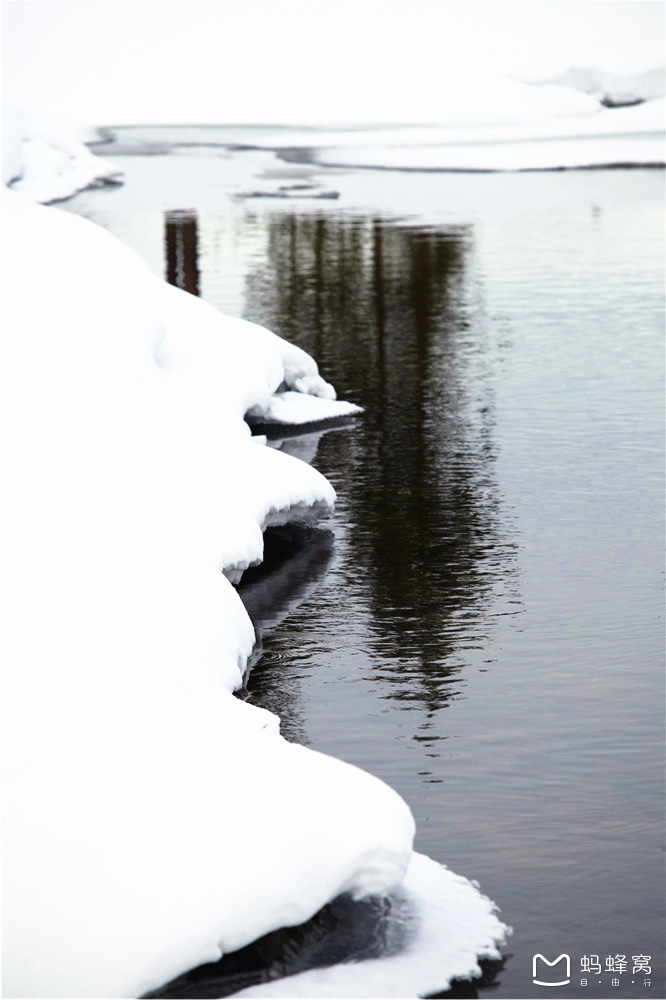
[64,131,664,998]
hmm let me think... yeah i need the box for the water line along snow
[2,144,508,997]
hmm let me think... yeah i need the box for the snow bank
[286,98,665,172]
[2,190,507,997]
[234,853,508,998]
[3,106,122,202]
[0,188,405,997]
[200,75,661,173]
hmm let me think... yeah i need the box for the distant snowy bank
[250,94,664,173]
[4,67,665,210]
[2,127,508,995]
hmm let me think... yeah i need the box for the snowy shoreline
[5,69,663,991]
[278,149,665,173]
[2,122,509,997]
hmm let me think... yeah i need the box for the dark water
[64,134,665,999]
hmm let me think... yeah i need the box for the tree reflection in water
[164,209,199,295]
[240,211,518,716]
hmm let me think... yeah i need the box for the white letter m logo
[532,954,571,986]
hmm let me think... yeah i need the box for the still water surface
[65,136,664,998]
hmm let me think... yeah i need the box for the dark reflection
[165,209,199,295]
[236,520,335,744]
[248,413,360,437]
[143,890,411,999]
[243,213,517,713]
[427,956,509,998]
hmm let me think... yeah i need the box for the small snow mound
[232,852,510,997]
[278,338,338,400]
[3,105,122,202]
[247,390,363,428]
[9,136,122,204]
[533,66,666,108]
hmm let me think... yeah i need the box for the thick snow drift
[1,190,402,996]
[2,189,507,997]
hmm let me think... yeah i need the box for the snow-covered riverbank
[2,132,508,995]
[2,0,662,985]
[284,96,664,172]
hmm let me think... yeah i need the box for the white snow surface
[3,2,664,128]
[235,852,508,998]
[248,390,362,427]
[1,188,508,998]
[3,106,122,202]
[299,98,665,172]
[536,66,665,106]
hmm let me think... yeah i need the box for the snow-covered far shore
[4,67,665,210]
[237,96,664,173]
[2,167,507,993]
